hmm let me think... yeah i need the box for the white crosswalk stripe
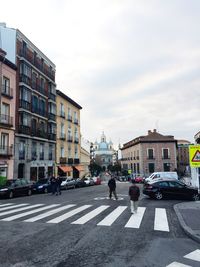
[125,207,146,228]
[0,203,171,232]
[72,205,110,225]
[1,204,60,221]
[0,204,44,217]
[184,249,200,262]
[0,203,14,207]
[0,203,29,212]
[47,205,92,224]
[24,204,76,222]
[97,206,127,226]
[154,208,169,232]
[166,262,192,267]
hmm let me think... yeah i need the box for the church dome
[99,142,108,150]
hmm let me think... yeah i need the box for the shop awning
[74,165,84,171]
[58,166,73,172]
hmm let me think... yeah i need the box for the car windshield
[37,179,48,184]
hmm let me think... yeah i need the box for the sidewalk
[174,201,200,243]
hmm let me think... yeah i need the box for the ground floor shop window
[148,163,155,173]
[18,163,25,178]
[30,167,37,181]
[38,167,45,179]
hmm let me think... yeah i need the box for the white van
[145,172,178,183]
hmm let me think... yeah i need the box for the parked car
[75,178,86,188]
[92,176,101,185]
[83,177,95,186]
[32,178,51,194]
[0,179,33,199]
[134,176,144,183]
[145,172,178,183]
[61,178,76,190]
[143,179,199,201]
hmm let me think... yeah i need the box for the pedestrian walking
[108,176,118,200]
[50,176,56,195]
[129,179,140,214]
[55,176,62,195]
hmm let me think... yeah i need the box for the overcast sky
[1,0,200,147]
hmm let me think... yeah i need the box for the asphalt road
[0,181,199,267]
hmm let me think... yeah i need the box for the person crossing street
[108,176,118,200]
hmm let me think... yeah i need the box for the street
[0,181,199,267]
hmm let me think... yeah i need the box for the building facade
[121,129,177,176]
[177,140,191,177]
[0,48,17,183]
[0,23,57,181]
[56,90,82,178]
[93,132,115,170]
[80,147,90,178]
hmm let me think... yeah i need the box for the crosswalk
[166,249,200,267]
[0,202,170,231]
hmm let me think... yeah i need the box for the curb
[174,203,200,244]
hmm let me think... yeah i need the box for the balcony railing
[68,158,73,164]
[37,130,47,139]
[48,133,56,141]
[31,107,47,117]
[19,99,31,111]
[60,133,66,140]
[1,85,13,99]
[67,135,73,142]
[60,157,67,164]
[48,113,56,121]
[18,125,31,135]
[19,74,31,87]
[48,92,56,102]
[0,114,13,127]
[74,118,79,125]
[0,146,13,156]
[67,115,72,122]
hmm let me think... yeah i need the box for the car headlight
[38,185,44,189]
[0,188,8,192]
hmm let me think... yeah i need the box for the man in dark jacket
[55,176,62,195]
[108,176,118,200]
[129,179,140,213]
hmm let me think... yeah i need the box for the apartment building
[177,139,191,177]
[0,23,56,181]
[0,48,17,183]
[121,129,177,176]
[56,90,82,178]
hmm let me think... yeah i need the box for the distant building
[0,48,17,183]
[177,140,191,177]
[56,90,82,178]
[121,129,177,176]
[93,132,115,170]
[80,147,90,178]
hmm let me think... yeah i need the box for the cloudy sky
[1,0,200,147]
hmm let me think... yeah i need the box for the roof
[56,90,82,109]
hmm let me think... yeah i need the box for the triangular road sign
[191,150,200,162]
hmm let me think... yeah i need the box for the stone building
[121,129,177,176]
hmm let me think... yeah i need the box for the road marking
[0,203,29,212]
[166,262,192,267]
[71,205,110,225]
[94,197,124,200]
[24,204,76,222]
[1,204,60,221]
[154,208,169,232]
[97,206,127,226]
[184,249,200,262]
[0,203,14,207]
[0,204,44,217]
[47,205,92,224]
[125,207,146,228]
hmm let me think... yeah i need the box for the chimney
[153,129,157,133]
[148,130,152,135]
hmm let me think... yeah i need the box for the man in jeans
[129,179,140,214]
[108,176,118,200]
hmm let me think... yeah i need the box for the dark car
[143,179,199,201]
[75,178,86,188]
[32,178,51,194]
[0,179,33,199]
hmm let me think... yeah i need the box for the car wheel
[9,191,13,199]
[192,193,199,201]
[154,191,163,200]
[44,188,48,194]
[27,189,32,196]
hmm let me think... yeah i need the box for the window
[19,141,25,160]
[159,181,169,187]
[163,163,170,171]
[39,143,44,160]
[68,145,71,157]
[1,103,10,123]
[20,63,31,77]
[60,103,65,117]
[0,133,9,154]
[75,145,78,158]
[148,163,155,173]
[32,72,37,89]
[163,148,170,159]
[20,86,31,102]
[49,145,53,160]
[19,112,31,126]
[168,181,177,188]
[31,142,37,160]
[32,95,38,113]
[2,76,10,94]
[48,102,56,114]
[39,99,46,116]
[60,147,64,158]
[147,148,154,159]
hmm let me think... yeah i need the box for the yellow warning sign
[189,145,200,167]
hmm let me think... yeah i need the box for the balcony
[59,133,66,140]
[19,49,34,64]
[1,85,13,99]
[74,118,79,125]
[48,92,56,102]
[37,85,46,96]
[74,158,80,164]
[37,129,47,139]
[18,125,31,135]
[48,113,56,121]
[31,107,47,118]
[19,99,31,111]
[60,157,67,164]
[74,137,79,144]
[0,114,13,127]
[67,135,73,142]
[0,146,13,157]
[48,133,56,141]
[67,115,72,122]
[68,158,73,164]
[19,74,31,87]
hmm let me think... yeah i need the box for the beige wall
[80,147,90,178]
